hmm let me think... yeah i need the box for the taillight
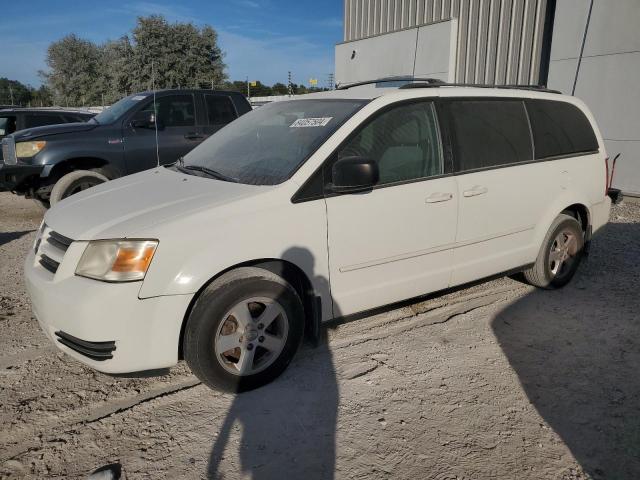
[605,156,609,197]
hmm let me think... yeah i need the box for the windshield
[181,99,367,185]
[93,93,150,124]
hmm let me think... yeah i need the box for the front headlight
[75,240,158,282]
[15,140,47,158]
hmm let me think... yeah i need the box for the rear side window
[526,100,598,159]
[205,95,237,125]
[449,100,533,171]
[24,114,65,128]
[138,95,196,127]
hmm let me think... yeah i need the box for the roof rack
[400,82,561,94]
[336,77,445,90]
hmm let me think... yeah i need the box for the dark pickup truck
[0,108,95,158]
[0,89,251,208]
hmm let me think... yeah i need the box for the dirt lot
[1,191,639,480]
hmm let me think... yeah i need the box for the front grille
[39,254,60,274]
[35,226,74,275]
[55,331,116,361]
[46,231,73,251]
[2,137,16,165]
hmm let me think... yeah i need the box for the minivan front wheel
[50,170,108,206]
[183,267,304,392]
[524,213,584,289]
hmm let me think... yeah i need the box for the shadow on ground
[206,247,339,480]
[0,230,34,247]
[492,222,640,479]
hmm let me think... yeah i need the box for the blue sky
[0,0,343,89]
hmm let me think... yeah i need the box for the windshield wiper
[184,165,239,183]
[169,157,239,183]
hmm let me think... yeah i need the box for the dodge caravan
[24,80,612,391]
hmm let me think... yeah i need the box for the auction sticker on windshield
[290,117,333,128]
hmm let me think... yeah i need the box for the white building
[336,0,640,195]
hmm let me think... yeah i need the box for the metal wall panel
[342,0,550,85]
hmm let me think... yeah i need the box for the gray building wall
[341,0,549,84]
[547,0,640,195]
[337,0,640,195]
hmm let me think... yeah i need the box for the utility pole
[246,75,250,98]
[9,86,14,105]
[327,73,335,90]
[288,71,293,97]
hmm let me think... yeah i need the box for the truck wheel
[183,267,304,392]
[523,213,584,289]
[50,170,108,206]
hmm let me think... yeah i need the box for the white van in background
[24,80,611,392]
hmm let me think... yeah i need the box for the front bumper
[24,244,193,374]
[0,163,44,191]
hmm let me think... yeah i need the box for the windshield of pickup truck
[180,99,367,185]
[92,93,150,124]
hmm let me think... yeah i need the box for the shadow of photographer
[492,221,640,479]
[206,246,339,480]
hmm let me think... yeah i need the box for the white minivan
[24,81,612,391]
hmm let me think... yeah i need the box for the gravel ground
[0,191,639,480]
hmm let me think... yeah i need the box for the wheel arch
[177,258,320,359]
[561,203,590,233]
[44,157,120,181]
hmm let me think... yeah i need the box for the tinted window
[24,114,65,128]
[449,100,532,171]
[526,99,598,158]
[138,94,196,127]
[337,101,443,185]
[205,95,237,125]
[182,99,365,185]
[0,116,17,137]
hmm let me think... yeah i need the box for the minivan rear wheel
[183,267,304,392]
[49,170,108,206]
[523,213,584,289]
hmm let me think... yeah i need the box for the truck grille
[2,137,16,165]
[36,226,73,275]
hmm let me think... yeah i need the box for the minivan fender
[532,192,592,255]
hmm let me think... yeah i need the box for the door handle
[463,185,488,197]
[184,132,204,140]
[425,192,453,203]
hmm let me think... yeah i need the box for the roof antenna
[152,60,160,168]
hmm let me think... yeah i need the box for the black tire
[49,170,108,206]
[523,213,584,289]
[183,267,305,392]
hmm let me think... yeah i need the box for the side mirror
[130,113,156,129]
[330,156,379,193]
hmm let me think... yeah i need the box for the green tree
[130,15,226,91]
[271,82,288,95]
[0,77,33,105]
[41,15,227,106]
[100,36,135,104]
[41,34,102,106]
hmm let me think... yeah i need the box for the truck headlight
[15,141,46,158]
[75,240,158,282]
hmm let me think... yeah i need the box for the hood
[12,121,97,141]
[44,167,273,240]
